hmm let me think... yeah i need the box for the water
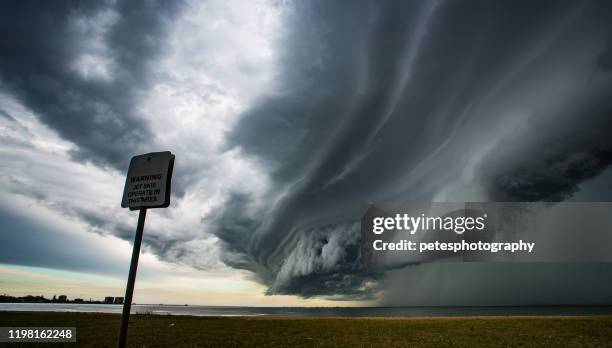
[1,303,612,317]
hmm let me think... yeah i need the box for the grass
[1,311,612,347]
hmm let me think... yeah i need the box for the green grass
[1,311,612,347]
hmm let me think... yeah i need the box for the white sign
[121,151,175,210]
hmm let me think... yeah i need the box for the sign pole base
[117,208,147,348]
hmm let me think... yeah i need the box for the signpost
[118,151,174,348]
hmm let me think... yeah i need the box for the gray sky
[1,0,611,305]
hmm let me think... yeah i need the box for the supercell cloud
[1,0,612,301]
[216,0,612,298]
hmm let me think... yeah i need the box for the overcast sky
[1,0,612,306]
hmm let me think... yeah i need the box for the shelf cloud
[1,0,612,303]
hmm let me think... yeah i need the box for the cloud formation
[0,0,182,169]
[1,0,612,303]
[214,0,612,298]
[0,0,282,275]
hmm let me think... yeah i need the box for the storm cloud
[0,0,183,169]
[214,0,612,299]
[1,0,612,303]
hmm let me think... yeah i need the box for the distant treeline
[0,294,106,304]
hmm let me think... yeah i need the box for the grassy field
[1,311,612,347]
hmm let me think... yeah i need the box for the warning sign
[121,151,175,210]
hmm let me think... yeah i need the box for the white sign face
[121,151,174,210]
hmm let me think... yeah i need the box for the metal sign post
[117,151,174,348]
[117,208,146,348]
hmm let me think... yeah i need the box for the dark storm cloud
[0,0,183,169]
[482,34,612,202]
[597,39,612,71]
[484,88,612,202]
[216,0,612,299]
[3,0,612,303]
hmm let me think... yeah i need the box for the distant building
[58,295,67,302]
[114,297,124,304]
[74,298,83,303]
[104,297,114,304]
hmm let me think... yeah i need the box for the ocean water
[1,303,612,317]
